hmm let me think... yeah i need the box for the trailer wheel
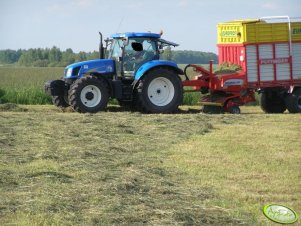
[52,95,69,108]
[68,76,109,113]
[228,105,241,114]
[285,88,301,113]
[136,68,183,113]
[260,91,286,113]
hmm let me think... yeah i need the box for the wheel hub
[147,77,175,107]
[80,85,102,108]
[85,92,94,100]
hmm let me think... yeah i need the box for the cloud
[261,2,278,10]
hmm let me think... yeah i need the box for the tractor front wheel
[136,68,183,113]
[52,95,69,109]
[68,76,109,113]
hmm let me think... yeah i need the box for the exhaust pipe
[99,32,104,59]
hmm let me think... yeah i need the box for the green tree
[86,51,99,60]
[61,48,75,66]
[0,49,21,64]
[76,51,87,62]
[48,46,62,66]
[17,49,35,66]
[161,46,172,61]
[171,50,217,64]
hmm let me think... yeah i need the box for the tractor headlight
[66,68,72,77]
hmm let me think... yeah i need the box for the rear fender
[133,60,183,87]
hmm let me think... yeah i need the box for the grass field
[0,104,300,225]
[0,67,62,105]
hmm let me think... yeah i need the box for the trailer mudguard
[134,60,183,81]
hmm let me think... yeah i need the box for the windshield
[123,38,158,72]
[125,38,157,55]
[108,39,123,60]
[108,37,159,76]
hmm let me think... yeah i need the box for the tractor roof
[111,32,161,39]
[111,32,179,47]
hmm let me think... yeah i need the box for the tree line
[161,47,218,64]
[0,47,217,67]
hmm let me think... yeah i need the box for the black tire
[202,105,223,114]
[68,76,109,113]
[260,90,286,113]
[285,88,301,113]
[228,105,241,114]
[136,68,183,113]
[52,95,69,108]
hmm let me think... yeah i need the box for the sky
[0,0,300,53]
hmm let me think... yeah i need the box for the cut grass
[0,105,300,225]
[167,111,301,225]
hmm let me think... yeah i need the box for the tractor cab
[107,32,178,78]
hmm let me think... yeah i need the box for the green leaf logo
[263,204,298,224]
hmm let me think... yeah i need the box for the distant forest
[0,47,218,67]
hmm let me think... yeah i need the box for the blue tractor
[45,32,184,113]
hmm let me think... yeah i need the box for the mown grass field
[0,104,300,225]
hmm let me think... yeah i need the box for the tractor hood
[64,59,115,79]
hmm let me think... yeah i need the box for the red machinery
[182,16,301,114]
[182,62,255,113]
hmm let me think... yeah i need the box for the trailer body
[217,17,301,88]
[183,16,301,114]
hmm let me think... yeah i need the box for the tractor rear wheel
[68,76,109,113]
[285,88,301,113]
[136,68,183,113]
[260,90,286,113]
[52,95,69,108]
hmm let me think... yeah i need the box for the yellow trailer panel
[217,19,301,44]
